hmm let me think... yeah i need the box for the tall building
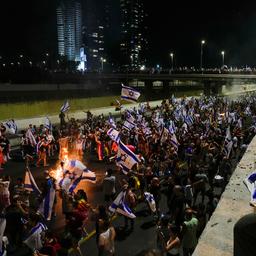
[57,0,82,62]
[120,0,148,71]
[83,0,108,71]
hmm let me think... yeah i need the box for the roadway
[6,150,165,256]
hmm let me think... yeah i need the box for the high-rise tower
[57,0,82,62]
[120,0,147,70]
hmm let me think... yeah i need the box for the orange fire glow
[49,147,84,184]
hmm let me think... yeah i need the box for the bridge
[1,73,256,99]
[77,73,256,95]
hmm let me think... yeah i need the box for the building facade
[57,0,82,62]
[120,0,148,71]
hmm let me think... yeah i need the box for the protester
[1,92,256,255]
[98,219,116,256]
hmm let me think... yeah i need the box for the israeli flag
[109,191,136,219]
[160,126,169,144]
[107,128,120,143]
[116,141,140,174]
[64,160,96,184]
[184,115,194,126]
[108,117,116,129]
[170,133,179,151]
[5,120,17,134]
[144,192,156,213]
[38,179,56,221]
[244,172,256,203]
[24,222,47,251]
[44,117,52,131]
[121,84,141,102]
[60,100,70,113]
[223,126,233,158]
[123,120,135,131]
[24,169,42,195]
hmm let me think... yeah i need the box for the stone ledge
[193,136,256,256]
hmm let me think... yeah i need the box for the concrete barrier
[193,136,256,256]
[1,100,163,132]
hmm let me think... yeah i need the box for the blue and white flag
[5,119,17,134]
[109,191,136,219]
[126,111,135,124]
[108,117,116,129]
[107,128,120,143]
[123,120,135,131]
[121,84,141,102]
[170,133,179,151]
[160,126,169,144]
[244,172,256,204]
[116,141,140,174]
[38,178,56,221]
[64,160,96,184]
[60,100,70,113]
[24,169,41,195]
[168,120,176,134]
[44,117,52,131]
[223,126,233,158]
[144,192,156,213]
[24,222,47,251]
[184,115,194,126]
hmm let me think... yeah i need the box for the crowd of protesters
[0,93,256,256]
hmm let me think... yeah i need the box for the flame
[50,147,84,184]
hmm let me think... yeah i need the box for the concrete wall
[193,136,256,256]
[2,100,163,131]
[0,83,102,91]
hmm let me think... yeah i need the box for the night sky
[1,0,256,68]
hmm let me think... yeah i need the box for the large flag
[38,182,56,221]
[64,160,96,183]
[109,190,136,219]
[121,84,141,102]
[107,128,120,143]
[23,222,47,251]
[60,100,70,113]
[116,141,140,174]
[223,126,233,158]
[24,169,41,195]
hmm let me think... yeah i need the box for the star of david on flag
[116,141,140,174]
[121,84,141,102]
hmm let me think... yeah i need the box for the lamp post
[170,52,174,71]
[200,40,205,70]
[100,57,106,71]
[221,51,225,67]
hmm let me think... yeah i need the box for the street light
[200,40,206,70]
[221,51,225,67]
[100,57,106,71]
[170,52,174,71]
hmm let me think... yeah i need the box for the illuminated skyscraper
[57,0,82,62]
[120,0,147,70]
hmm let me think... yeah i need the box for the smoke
[222,80,256,98]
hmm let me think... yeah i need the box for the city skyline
[1,1,256,68]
